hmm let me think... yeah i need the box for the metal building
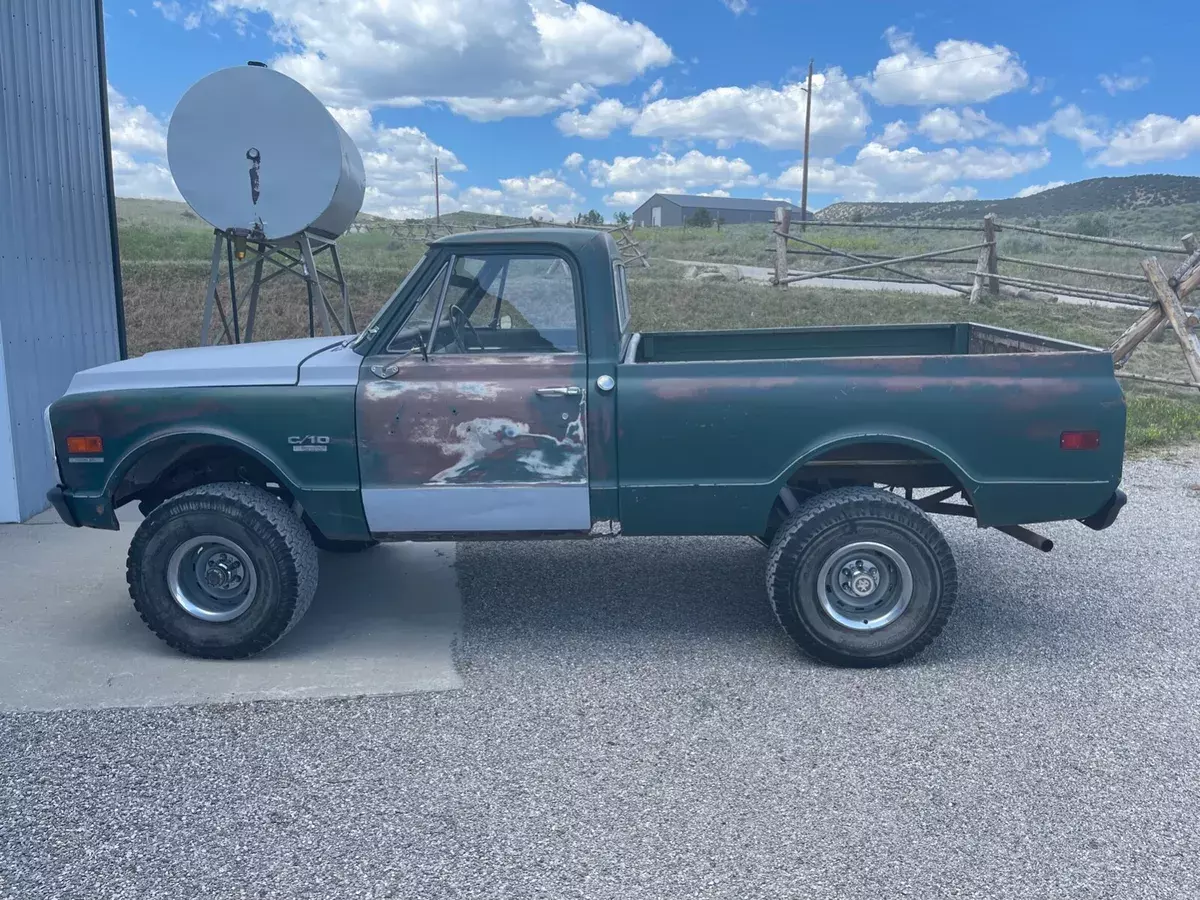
[631,193,802,228]
[0,0,124,523]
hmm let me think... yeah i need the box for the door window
[407,253,580,355]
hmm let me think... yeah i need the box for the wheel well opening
[764,442,973,540]
[114,441,292,514]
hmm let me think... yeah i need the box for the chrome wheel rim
[166,535,258,622]
[816,541,913,631]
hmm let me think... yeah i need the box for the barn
[631,193,802,227]
[0,1,124,522]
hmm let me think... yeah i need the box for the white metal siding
[0,0,121,522]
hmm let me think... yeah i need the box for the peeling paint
[417,413,586,484]
[357,355,589,489]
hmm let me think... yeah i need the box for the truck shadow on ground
[448,534,1074,672]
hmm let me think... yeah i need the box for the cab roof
[431,226,606,252]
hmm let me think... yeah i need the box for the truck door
[356,250,591,535]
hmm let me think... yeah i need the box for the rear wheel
[127,482,318,659]
[766,486,957,667]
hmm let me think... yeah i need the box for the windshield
[349,251,429,351]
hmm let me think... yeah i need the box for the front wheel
[766,486,957,667]
[127,482,319,659]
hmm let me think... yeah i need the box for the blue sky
[105,0,1200,221]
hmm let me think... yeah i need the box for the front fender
[48,384,368,539]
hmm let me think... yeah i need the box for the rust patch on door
[358,355,588,487]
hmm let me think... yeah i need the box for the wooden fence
[771,208,1200,390]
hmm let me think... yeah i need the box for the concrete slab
[0,510,463,711]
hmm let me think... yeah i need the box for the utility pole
[433,157,441,226]
[800,57,814,232]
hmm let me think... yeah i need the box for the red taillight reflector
[1060,431,1100,451]
[66,435,103,454]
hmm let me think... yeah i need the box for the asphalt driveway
[2,451,1198,899]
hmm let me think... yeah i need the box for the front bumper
[45,486,118,530]
[47,486,80,527]
[1080,489,1127,531]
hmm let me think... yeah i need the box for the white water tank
[168,64,365,241]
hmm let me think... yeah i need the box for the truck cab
[46,228,1127,667]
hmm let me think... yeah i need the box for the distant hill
[816,175,1200,224]
[115,197,526,232]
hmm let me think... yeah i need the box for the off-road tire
[127,482,319,659]
[766,486,957,668]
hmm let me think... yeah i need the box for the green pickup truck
[46,228,1128,667]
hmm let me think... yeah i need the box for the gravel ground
[3,450,1199,900]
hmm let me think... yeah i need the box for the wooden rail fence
[771,207,1200,391]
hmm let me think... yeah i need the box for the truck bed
[629,322,1098,363]
[614,320,1125,537]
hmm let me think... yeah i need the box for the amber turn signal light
[66,435,103,454]
[1060,431,1100,451]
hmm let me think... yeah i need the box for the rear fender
[774,431,979,506]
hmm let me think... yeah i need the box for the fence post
[774,206,791,287]
[1143,257,1200,389]
[1151,233,1197,342]
[983,214,999,296]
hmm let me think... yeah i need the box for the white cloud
[210,0,672,122]
[106,85,180,199]
[917,107,996,143]
[1015,181,1067,198]
[563,152,585,170]
[603,190,648,208]
[152,0,183,21]
[778,142,1049,202]
[878,120,910,147]
[913,104,1102,150]
[336,111,468,220]
[588,150,762,192]
[458,172,581,221]
[183,10,201,28]
[641,78,664,104]
[445,84,593,122]
[721,0,749,13]
[499,174,578,199]
[107,85,168,156]
[128,8,137,16]
[1094,114,1200,166]
[110,148,179,200]
[556,98,639,138]
[1045,104,1106,151]
[630,68,869,152]
[1098,73,1149,96]
[868,28,1028,105]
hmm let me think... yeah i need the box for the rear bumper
[1080,489,1127,531]
[45,486,118,530]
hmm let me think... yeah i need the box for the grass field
[115,200,1200,453]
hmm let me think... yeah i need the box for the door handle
[535,386,582,397]
[370,363,400,379]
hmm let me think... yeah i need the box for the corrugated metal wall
[0,0,121,522]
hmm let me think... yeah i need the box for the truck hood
[65,336,350,396]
